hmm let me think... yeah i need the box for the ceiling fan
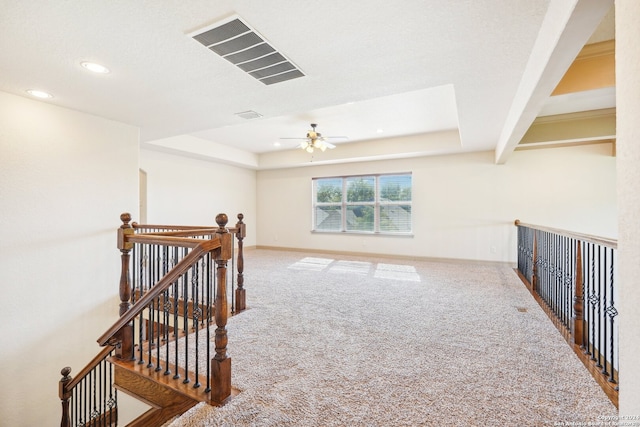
[281,123,347,153]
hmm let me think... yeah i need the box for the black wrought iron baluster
[182,264,190,385]
[172,280,181,381]
[545,231,550,308]
[569,237,573,326]
[151,241,161,369]
[528,227,534,283]
[562,237,567,327]
[193,263,201,389]
[155,291,163,373]
[518,226,524,278]
[607,246,617,384]
[200,257,207,327]
[558,234,563,320]
[570,238,576,328]
[552,234,557,319]
[532,230,541,295]
[132,241,139,366]
[558,235,564,322]
[73,384,78,427]
[519,227,524,278]
[136,244,145,364]
[164,287,172,377]
[601,249,609,377]
[538,231,543,300]
[147,284,155,369]
[91,369,97,423]
[530,227,534,283]
[589,242,595,355]
[82,376,87,427]
[584,242,590,354]
[557,235,562,323]
[519,226,524,276]
[99,359,104,426]
[563,237,571,328]
[586,243,593,358]
[108,358,115,426]
[537,231,543,299]
[545,231,550,307]
[596,246,603,369]
[173,245,179,335]
[554,233,559,318]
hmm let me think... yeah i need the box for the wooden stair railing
[130,213,246,313]
[59,346,118,427]
[60,213,246,427]
[514,220,618,408]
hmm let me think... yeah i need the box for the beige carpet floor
[165,249,616,427]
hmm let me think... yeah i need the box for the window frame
[312,173,412,235]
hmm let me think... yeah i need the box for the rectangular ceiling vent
[235,110,263,120]
[191,16,305,85]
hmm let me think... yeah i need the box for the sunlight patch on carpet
[329,260,372,275]
[374,263,421,282]
[288,257,334,271]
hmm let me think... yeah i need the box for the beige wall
[257,143,616,262]
[616,0,640,415]
[0,91,140,425]
[140,148,257,247]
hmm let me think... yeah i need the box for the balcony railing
[515,220,618,407]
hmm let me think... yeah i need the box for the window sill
[311,230,414,237]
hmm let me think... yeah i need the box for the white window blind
[313,173,412,234]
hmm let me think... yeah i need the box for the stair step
[109,356,239,426]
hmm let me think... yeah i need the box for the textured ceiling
[0,0,614,168]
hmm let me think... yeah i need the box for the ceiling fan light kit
[297,123,337,153]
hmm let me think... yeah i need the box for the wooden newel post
[116,213,135,360]
[59,367,72,427]
[235,213,246,312]
[211,213,232,405]
[573,240,585,347]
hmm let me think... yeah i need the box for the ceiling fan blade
[324,141,336,149]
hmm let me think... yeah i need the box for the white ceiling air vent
[191,16,305,85]
[235,110,263,120]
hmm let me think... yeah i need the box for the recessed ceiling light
[80,61,110,74]
[273,141,281,147]
[376,129,384,133]
[26,89,53,99]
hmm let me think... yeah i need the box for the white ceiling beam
[141,135,259,169]
[494,0,613,164]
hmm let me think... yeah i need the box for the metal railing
[515,220,618,407]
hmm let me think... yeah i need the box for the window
[313,173,412,234]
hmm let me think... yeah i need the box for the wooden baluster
[59,367,72,427]
[211,213,232,404]
[235,213,246,312]
[116,213,135,360]
[573,240,585,348]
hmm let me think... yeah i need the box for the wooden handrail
[514,219,617,249]
[126,234,211,248]
[133,223,242,234]
[137,229,217,237]
[63,345,115,392]
[97,238,221,346]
